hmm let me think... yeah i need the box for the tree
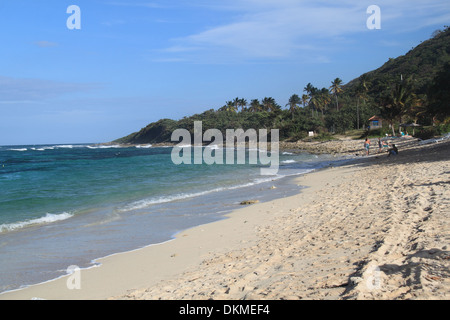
[355,75,369,129]
[309,93,319,117]
[261,97,278,112]
[379,78,414,135]
[301,94,310,108]
[304,83,318,117]
[427,62,450,122]
[379,95,399,136]
[330,78,344,111]
[249,99,262,113]
[314,88,331,117]
[407,93,427,134]
[224,100,237,113]
[238,98,248,112]
[286,94,301,119]
[303,83,315,96]
[231,97,244,112]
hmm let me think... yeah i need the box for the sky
[0,0,449,145]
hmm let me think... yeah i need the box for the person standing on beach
[364,137,371,156]
[378,138,382,153]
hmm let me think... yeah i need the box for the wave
[281,160,296,164]
[174,144,191,148]
[54,145,73,149]
[282,152,293,155]
[0,212,73,233]
[119,177,277,212]
[87,145,122,149]
[205,145,220,150]
[135,145,153,149]
[30,147,51,151]
[28,146,55,151]
[7,148,27,152]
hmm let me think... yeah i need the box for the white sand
[1,139,449,300]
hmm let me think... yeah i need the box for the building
[368,116,383,130]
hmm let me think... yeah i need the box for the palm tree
[286,94,301,119]
[303,83,315,96]
[359,74,369,92]
[249,99,261,112]
[304,83,318,117]
[238,98,247,112]
[379,95,399,137]
[224,100,237,113]
[232,97,241,112]
[408,93,427,135]
[309,92,322,117]
[393,79,414,133]
[316,89,331,117]
[379,78,413,136]
[329,78,344,111]
[301,94,310,108]
[262,97,277,112]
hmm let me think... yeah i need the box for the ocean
[0,143,343,293]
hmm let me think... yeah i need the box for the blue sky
[0,0,449,145]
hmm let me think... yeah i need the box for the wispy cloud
[0,76,101,103]
[158,1,366,62]
[101,19,126,27]
[155,0,450,63]
[104,1,167,9]
[33,41,58,48]
[374,0,450,32]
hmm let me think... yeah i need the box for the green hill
[345,26,450,97]
[114,27,450,145]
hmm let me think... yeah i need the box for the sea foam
[0,212,73,233]
[7,148,27,152]
[119,177,276,212]
[135,145,153,149]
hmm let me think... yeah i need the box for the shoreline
[0,145,332,296]
[0,160,338,299]
[105,135,429,157]
[117,139,449,300]
[1,138,448,300]
[0,151,359,300]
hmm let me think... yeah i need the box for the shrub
[414,126,437,140]
[436,122,450,135]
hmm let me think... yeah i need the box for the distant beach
[1,137,448,300]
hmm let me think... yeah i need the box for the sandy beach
[1,137,449,300]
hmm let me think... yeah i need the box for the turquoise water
[0,143,339,293]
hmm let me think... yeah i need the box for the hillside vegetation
[115,27,450,145]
